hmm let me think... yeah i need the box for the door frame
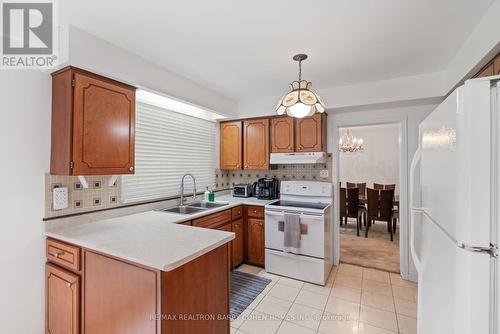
[329,113,414,280]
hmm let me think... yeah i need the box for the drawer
[46,238,81,271]
[246,205,264,219]
[231,206,243,220]
[192,209,231,229]
[217,222,232,232]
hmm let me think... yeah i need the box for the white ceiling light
[275,54,326,118]
[136,89,227,122]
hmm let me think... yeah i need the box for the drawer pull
[53,251,64,258]
[66,282,72,288]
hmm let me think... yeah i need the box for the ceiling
[61,0,493,101]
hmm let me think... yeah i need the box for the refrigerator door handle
[410,147,424,273]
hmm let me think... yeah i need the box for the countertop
[45,195,275,272]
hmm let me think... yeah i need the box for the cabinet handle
[66,282,72,288]
[245,165,248,169]
[53,251,63,258]
[129,166,134,171]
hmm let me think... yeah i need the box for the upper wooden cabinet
[243,118,269,170]
[271,117,294,153]
[495,56,500,75]
[50,66,136,175]
[220,121,242,170]
[295,113,327,152]
[473,52,500,78]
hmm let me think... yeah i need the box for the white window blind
[122,102,216,203]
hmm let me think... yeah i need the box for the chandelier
[339,129,364,153]
[275,54,326,118]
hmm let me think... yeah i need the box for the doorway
[338,123,401,273]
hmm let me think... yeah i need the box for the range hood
[270,152,326,164]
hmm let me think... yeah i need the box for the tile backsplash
[45,174,122,218]
[214,155,332,188]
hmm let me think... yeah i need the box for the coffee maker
[252,178,279,200]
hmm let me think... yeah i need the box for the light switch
[53,187,69,210]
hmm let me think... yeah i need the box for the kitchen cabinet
[46,263,80,334]
[243,118,269,170]
[192,209,231,229]
[246,218,265,267]
[50,66,136,175]
[271,117,294,152]
[231,218,244,268]
[220,121,242,170]
[295,113,327,152]
[495,56,500,75]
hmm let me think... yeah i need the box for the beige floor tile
[361,291,395,312]
[358,322,397,333]
[231,308,253,328]
[362,280,393,297]
[359,305,398,332]
[302,282,332,296]
[331,286,362,303]
[286,303,323,330]
[389,273,417,288]
[237,264,262,275]
[277,321,317,334]
[318,314,359,334]
[363,268,390,284]
[394,298,417,318]
[278,276,305,289]
[257,270,281,283]
[295,289,329,310]
[397,314,417,334]
[267,283,301,302]
[339,263,364,277]
[239,311,283,334]
[392,285,417,302]
[255,295,293,319]
[231,326,240,334]
[324,297,360,321]
[335,273,363,289]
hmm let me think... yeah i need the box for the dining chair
[373,183,384,190]
[346,187,361,236]
[339,187,347,226]
[385,184,396,190]
[365,188,396,241]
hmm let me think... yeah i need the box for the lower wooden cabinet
[46,263,80,334]
[246,218,265,267]
[231,219,244,268]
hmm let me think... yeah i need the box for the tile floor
[231,263,417,334]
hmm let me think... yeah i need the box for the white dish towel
[284,214,301,254]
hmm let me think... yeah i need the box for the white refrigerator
[410,76,499,333]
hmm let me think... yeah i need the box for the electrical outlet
[53,187,69,210]
[320,169,329,178]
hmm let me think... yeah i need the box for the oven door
[265,209,325,258]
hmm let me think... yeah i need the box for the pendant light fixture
[339,128,364,153]
[275,54,326,118]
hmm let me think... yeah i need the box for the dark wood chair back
[379,189,395,221]
[385,184,396,190]
[339,187,347,217]
[366,188,380,219]
[346,187,359,217]
[346,182,356,189]
[373,183,384,190]
[347,182,366,196]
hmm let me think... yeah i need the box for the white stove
[264,181,333,285]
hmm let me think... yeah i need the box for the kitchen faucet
[180,173,197,205]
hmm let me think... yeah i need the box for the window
[122,101,216,203]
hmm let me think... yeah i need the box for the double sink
[158,201,229,215]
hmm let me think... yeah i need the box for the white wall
[339,124,400,194]
[0,71,51,333]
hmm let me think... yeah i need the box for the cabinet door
[73,72,135,175]
[217,223,233,270]
[232,219,244,268]
[46,263,80,334]
[475,63,494,78]
[271,117,294,152]
[295,113,325,152]
[220,121,242,170]
[243,119,269,170]
[495,56,500,75]
[247,218,265,267]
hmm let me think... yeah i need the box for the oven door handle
[265,210,324,218]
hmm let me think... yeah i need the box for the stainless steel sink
[159,206,208,215]
[187,201,229,209]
